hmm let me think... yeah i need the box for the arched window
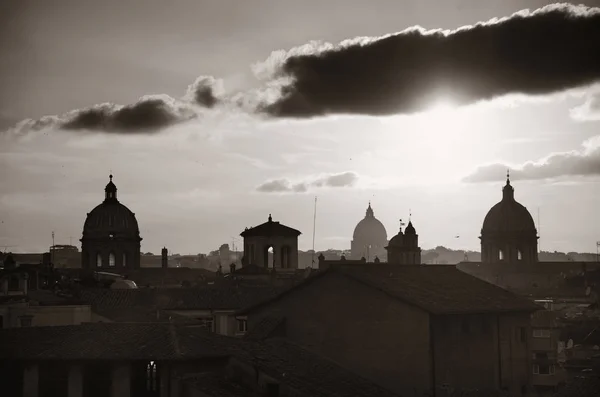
[266,246,274,268]
[122,253,127,267]
[499,249,504,261]
[146,361,158,391]
[109,252,116,267]
[517,250,523,261]
[96,253,103,267]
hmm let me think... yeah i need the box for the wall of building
[0,304,92,328]
[246,272,432,396]
[432,314,501,391]
[498,313,533,396]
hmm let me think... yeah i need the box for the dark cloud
[62,97,195,133]
[6,3,600,135]
[185,76,222,108]
[8,95,199,135]
[264,4,600,117]
[257,171,359,193]
[463,136,600,182]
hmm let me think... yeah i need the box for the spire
[104,174,117,202]
[502,169,514,201]
[405,220,416,235]
[366,202,374,218]
[268,214,273,222]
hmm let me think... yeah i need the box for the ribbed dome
[82,175,140,238]
[83,202,139,236]
[353,203,387,242]
[387,231,404,247]
[482,178,536,234]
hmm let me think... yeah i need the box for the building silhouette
[80,175,142,270]
[386,220,421,265]
[351,203,388,261]
[480,173,539,264]
[240,214,301,269]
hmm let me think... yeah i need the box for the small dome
[482,178,536,234]
[110,279,138,289]
[405,221,416,235]
[387,230,404,247]
[353,203,388,242]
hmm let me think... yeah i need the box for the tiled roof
[553,376,600,397]
[342,265,541,314]
[79,285,284,313]
[232,338,400,397]
[244,316,286,340]
[240,265,540,315]
[240,219,301,238]
[183,372,262,397]
[0,323,230,361]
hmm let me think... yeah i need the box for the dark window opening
[8,276,20,291]
[266,383,280,397]
[39,363,69,397]
[237,319,248,333]
[83,363,112,397]
[19,316,33,327]
[146,361,158,392]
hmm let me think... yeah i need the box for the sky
[1,0,600,255]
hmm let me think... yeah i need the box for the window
[517,250,523,261]
[266,383,280,397]
[122,253,127,267]
[8,276,20,291]
[96,253,102,267]
[533,364,555,375]
[519,327,527,343]
[198,317,214,332]
[146,361,158,391]
[237,319,248,333]
[499,249,504,261]
[19,316,33,327]
[109,252,116,267]
[533,329,551,338]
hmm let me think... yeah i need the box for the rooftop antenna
[537,207,541,253]
[51,231,55,265]
[311,196,317,268]
[409,209,412,222]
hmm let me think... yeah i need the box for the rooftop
[0,323,229,361]
[240,264,541,315]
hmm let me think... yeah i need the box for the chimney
[161,247,168,269]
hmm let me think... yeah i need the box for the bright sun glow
[427,99,457,115]
[377,97,482,183]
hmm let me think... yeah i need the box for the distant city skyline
[1,1,600,255]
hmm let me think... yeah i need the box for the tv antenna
[311,196,318,268]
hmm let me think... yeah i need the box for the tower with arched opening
[240,214,301,270]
